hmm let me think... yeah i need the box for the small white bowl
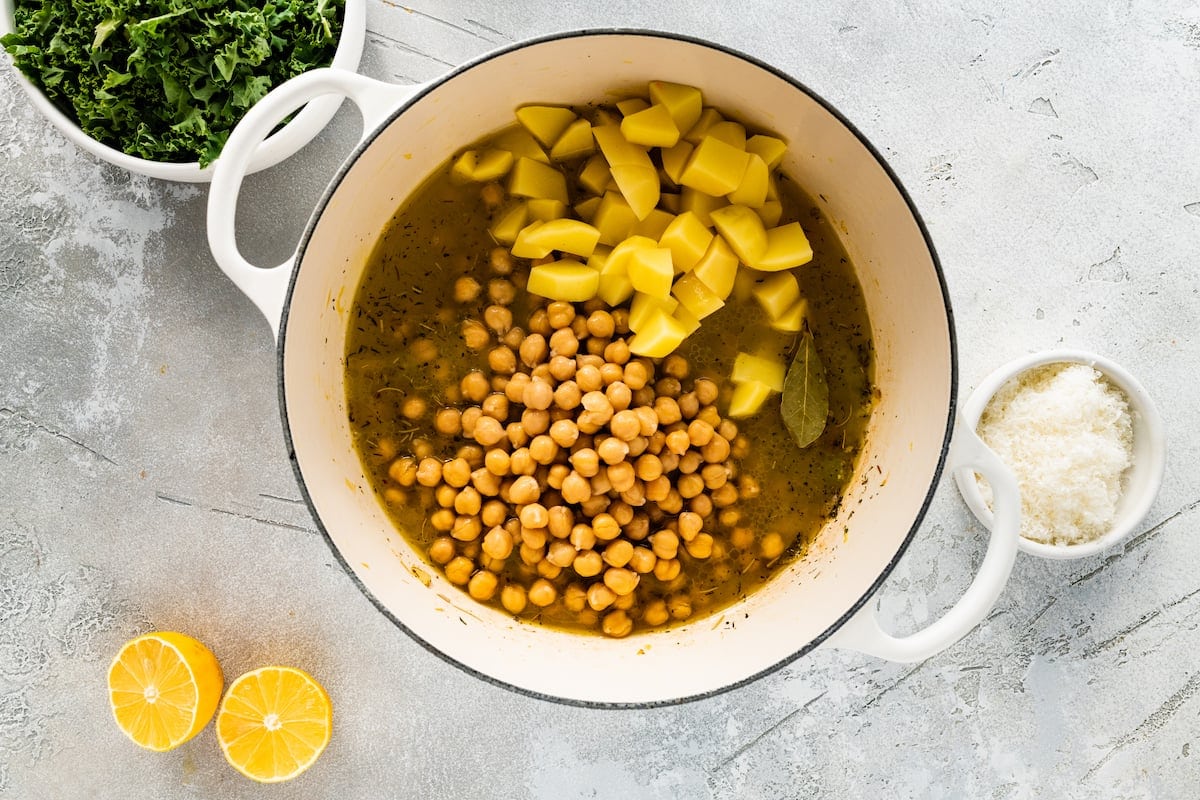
[954,349,1166,559]
[0,0,365,182]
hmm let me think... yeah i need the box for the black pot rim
[276,27,959,710]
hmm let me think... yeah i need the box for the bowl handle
[823,416,1021,662]
[207,68,426,340]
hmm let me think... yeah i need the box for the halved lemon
[107,631,224,751]
[216,665,333,783]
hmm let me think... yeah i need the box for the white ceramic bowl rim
[0,0,365,182]
[955,349,1166,560]
[272,29,961,708]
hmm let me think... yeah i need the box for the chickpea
[717,418,738,441]
[603,339,630,365]
[521,578,553,607]
[411,338,438,364]
[631,453,663,482]
[528,434,558,465]
[547,463,570,490]
[738,475,761,500]
[509,447,536,476]
[603,567,639,596]
[605,381,632,412]
[634,406,659,437]
[677,473,706,499]
[595,436,628,466]
[518,503,549,530]
[451,515,482,542]
[479,500,506,529]
[685,532,714,559]
[481,307,512,339]
[500,583,527,614]
[569,448,600,478]
[586,582,617,612]
[428,536,456,565]
[702,434,731,463]
[521,408,550,436]
[590,470,613,496]
[760,532,786,560]
[547,419,579,448]
[623,545,654,574]
[690,493,714,518]
[592,513,621,542]
[520,525,548,549]
[460,319,490,352]
[570,313,590,339]
[667,593,692,620]
[488,278,516,306]
[484,245,512,274]
[454,486,482,516]
[570,524,596,551]
[388,457,418,487]
[573,550,604,577]
[658,353,687,380]
[644,475,671,503]
[461,371,490,403]
[467,570,498,600]
[548,354,576,382]
[602,539,634,569]
[664,429,690,456]
[483,450,509,478]
[697,405,722,428]
[454,275,482,304]
[502,372,529,405]
[518,333,548,367]
[488,345,517,375]
[525,306,551,336]
[435,484,458,509]
[398,395,425,421]
[576,308,610,338]
[732,435,751,460]
[546,301,576,329]
[519,541,546,565]
[576,364,603,392]
[701,463,728,490]
[613,591,635,611]
[581,495,610,518]
[554,470,589,504]
[653,396,682,425]
[563,583,588,613]
[543,540,575,569]
[711,483,739,508]
[620,362,648,392]
[554,380,582,410]
[430,508,456,531]
[627,436,649,459]
[522,378,554,411]
[470,415,503,447]
[549,327,579,358]
[654,558,681,582]
[658,489,684,516]
[444,556,474,585]
[641,599,669,626]
[509,474,540,504]
[537,560,563,580]
[478,525,513,560]
[678,451,703,475]
[606,461,636,493]
[416,457,443,487]
[650,530,679,560]
[676,511,702,543]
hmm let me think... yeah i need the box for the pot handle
[823,416,1021,662]
[207,69,426,340]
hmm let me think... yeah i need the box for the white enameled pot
[207,31,1022,707]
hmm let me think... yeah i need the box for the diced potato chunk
[756,223,814,271]
[659,211,713,273]
[515,105,577,148]
[728,380,773,418]
[627,248,674,298]
[451,149,515,183]
[609,164,660,220]
[579,154,612,196]
[632,209,676,240]
[550,119,596,161]
[682,107,723,144]
[757,200,783,228]
[660,140,694,185]
[680,187,729,227]
[620,104,680,148]
[492,126,550,164]
[588,244,612,271]
[629,292,679,332]
[690,236,738,299]
[527,198,567,221]
[752,271,800,320]
[673,302,701,336]
[597,270,635,306]
[602,235,658,276]
[574,196,602,222]
[592,192,639,246]
[771,298,809,333]
[490,202,528,244]
[508,157,568,204]
[746,134,787,169]
[616,97,650,116]
[732,267,758,304]
[706,121,746,149]
[628,308,688,357]
[526,260,600,302]
[679,136,751,197]
[511,219,601,259]
[592,125,654,169]
[727,153,769,209]
[648,81,703,135]
[710,204,768,266]
[671,272,725,319]
[731,352,785,392]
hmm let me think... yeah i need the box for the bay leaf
[781,331,829,448]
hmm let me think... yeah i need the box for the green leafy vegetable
[2,0,344,166]
[780,330,829,448]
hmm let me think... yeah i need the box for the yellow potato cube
[671,272,725,319]
[526,260,600,302]
[578,154,612,196]
[515,105,578,148]
[451,149,515,183]
[610,164,660,220]
[752,271,800,320]
[620,104,680,148]
[680,136,751,197]
[629,292,679,332]
[592,125,654,169]
[574,196,602,222]
[647,81,703,135]
[727,380,773,418]
[508,157,568,204]
[756,223,814,271]
[732,267,759,304]
[659,211,713,273]
[511,219,601,259]
[592,192,639,246]
[660,140,694,185]
[690,236,739,299]
[731,352,785,392]
[682,107,724,144]
[550,119,596,161]
[710,204,768,265]
[757,200,783,228]
[727,153,769,209]
[628,308,689,358]
[706,120,746,149]
[527,198,567,221]
[597,270,635,306]
[680,187,729,227]
[771,298,809,333]
[660,192,682,213]
[591,108,620,127]
[616,97,650,116]
[746,134,787,169]
[489,202,528,244]
[588,244,612,271]
[601,235,658,277]
[627,247,674,298]
[492,126,550,164]
[632,209,676,240]
[673,302,702,336]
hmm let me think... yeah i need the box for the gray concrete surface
[2,1,1199,797]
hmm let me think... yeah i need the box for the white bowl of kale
[0,0,365,182]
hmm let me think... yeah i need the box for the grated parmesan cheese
[976,362,1133,545]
